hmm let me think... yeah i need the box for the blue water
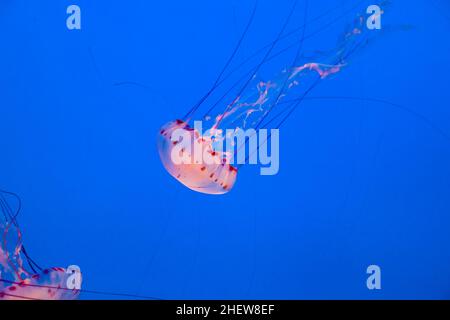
[1,0,449,299]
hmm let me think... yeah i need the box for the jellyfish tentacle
[1,292,40,300]
[254,0,310,131]
[202,0,365,121]
[0,191,42,275]
[182,0,259,123]
[0,189,21,223]
[287,96,450,143]
[214,0,300,129]
[0,190,25,279]
[240,93,450,170]
[21,245,42,274]
[117,1,367,122]
[0,278,162,300]
[239,25,362,160]
[272,22,371,131]
[231,0,310,161]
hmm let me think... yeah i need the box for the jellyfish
[158,120,238,194]
[157,0,382,194]
[0,190,82,300]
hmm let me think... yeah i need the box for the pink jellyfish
[0,190,82,300]
[157,1,376,194]
[157,120,238,194]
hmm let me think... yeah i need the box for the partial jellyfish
[0,189,163,300]
[0,189,82,300]
[157,0,384,194]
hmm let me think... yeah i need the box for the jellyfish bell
[0,267,82,300]
[157,120,238,195]
[0,219,82,300]
[0,226,82,300]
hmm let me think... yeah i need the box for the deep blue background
[1,0,450,299]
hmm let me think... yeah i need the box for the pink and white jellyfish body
[157,120,237,195]
[0,266,81,300]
